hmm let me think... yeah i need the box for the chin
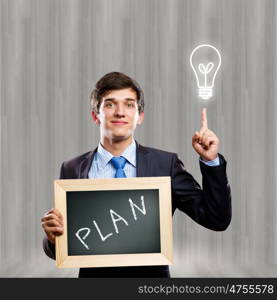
[104,128,134,143]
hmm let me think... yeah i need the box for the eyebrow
[103,98,136,102]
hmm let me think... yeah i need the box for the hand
[41,208,64,245]
[192,108,219,161]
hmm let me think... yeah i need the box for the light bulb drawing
[190,44,221,100]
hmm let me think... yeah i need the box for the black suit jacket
[43,143,231,277]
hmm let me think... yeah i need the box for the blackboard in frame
[54,177,173,268]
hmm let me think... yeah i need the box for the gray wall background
[1,0,276,277]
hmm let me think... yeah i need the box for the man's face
[92,88,144,142]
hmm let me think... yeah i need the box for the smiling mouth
[111,121,128,125]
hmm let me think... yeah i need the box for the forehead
[102,88,137,100]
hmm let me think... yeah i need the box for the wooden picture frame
[54,177,173,268]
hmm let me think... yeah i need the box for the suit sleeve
[42,163,66,260]
[171,153,231,231]
[43,237,56,259]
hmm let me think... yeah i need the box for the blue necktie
[110,156,127,178]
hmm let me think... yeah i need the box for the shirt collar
[97,139,136,168]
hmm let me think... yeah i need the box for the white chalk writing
[93,220,113,242]
[110,209,129,234]
[129,196,146,221]
[75,227,91,250]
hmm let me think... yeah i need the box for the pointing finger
[201,108,208,130]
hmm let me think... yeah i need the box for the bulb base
[199,88,212,100]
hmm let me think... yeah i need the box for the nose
[114,103,125,117]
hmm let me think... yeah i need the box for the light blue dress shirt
[88,140,137,178]
[88,140,219,179]
[200,156,220,166]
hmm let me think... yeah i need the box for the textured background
[1,0,276,277]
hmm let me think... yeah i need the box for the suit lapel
[136,142,151,177]
[79,148,97,179]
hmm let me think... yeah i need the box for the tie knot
[110,156,127,170]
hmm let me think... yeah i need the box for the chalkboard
[66,189,160,255]
[54,177,172,268]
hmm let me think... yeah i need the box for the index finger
[201,108,208,129]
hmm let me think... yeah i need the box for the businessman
[41,72,231,278]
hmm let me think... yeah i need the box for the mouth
[111,121,128,125]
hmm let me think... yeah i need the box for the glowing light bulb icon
[190,44,221,100]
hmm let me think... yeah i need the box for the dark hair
[90,72,144,113]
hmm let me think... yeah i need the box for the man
[41,72,231,278]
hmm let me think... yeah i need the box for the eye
[104,102,113,108]
[126,102,135,108]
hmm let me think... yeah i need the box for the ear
[91,111,100,125]
[137,111,144,125]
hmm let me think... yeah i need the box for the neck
[100,136,134,156]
